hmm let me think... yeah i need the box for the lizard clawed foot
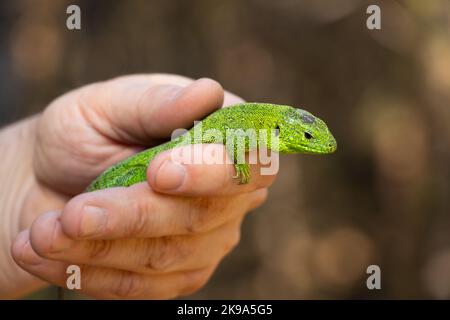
[233,163,251,184]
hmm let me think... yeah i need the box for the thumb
[80,74,225,145]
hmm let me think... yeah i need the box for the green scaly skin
[86,103,337,191]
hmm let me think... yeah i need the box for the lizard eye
[304,132,312,139]
[275,125,280,136]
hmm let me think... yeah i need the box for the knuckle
[111,271,142,299]
[143,237,186,271]
[185,198,211,233]
[87,240,113,260]
[130,199,153,237]
[186,197,227,233]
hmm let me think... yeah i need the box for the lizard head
[275,107,337,154]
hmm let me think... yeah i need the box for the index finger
[59,184,267,240]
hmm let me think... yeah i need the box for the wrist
[0,115,39,231]
[0,115,46,298]
[1,114,71,298]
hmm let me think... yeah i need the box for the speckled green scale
[86,103,337,191]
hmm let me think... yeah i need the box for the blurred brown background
[1,0,449,299]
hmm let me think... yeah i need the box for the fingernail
[20,240,42,266]
[12,231,30,263]
[154,160,186,190]
[79,206,107,237]
[51,220,74,252]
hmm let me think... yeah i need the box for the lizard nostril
[328,139,337,151]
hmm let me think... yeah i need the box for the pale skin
[0,74,275,299]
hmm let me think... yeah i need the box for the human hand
[11,74,276,299]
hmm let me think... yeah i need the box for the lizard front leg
[225,130,257,184]
[224,133,252,184]
[233,162,251,184]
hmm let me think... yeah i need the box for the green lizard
[86,103,337,191]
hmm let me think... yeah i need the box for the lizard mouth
[303,146,335,154]
[288,137,337,154]
[310,140,337,154]
[309,136,337,154]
